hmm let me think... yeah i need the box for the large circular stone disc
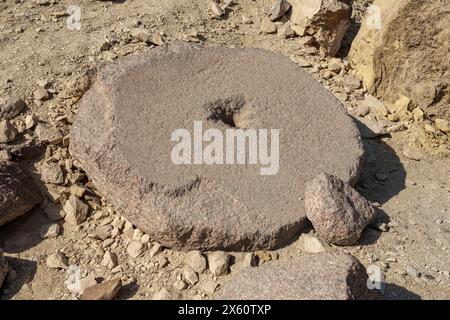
[70,43,363,251]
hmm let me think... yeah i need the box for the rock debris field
[0,0,449,300]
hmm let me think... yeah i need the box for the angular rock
[186,251,207,274]
[148,242,163,257]
[25,115,37,129]
[46,252,69,269]
[81,279,122,300]
[183,266,199,285]
[208,251,230,276]
[349,0,449,121]
[0,97,27,120]
[60,74,91,99]
[130,28,164,46]
[210,2,223,17]
[70,43,364,251]
[290,0,352,56]
[173,279,187,291]
[0,161,42,227]
[216,252,374,299]
[260,17,278,34]
[101,251,118,269]
[0,251,8,289]
[435,119,450,133]
[35,124,63,145]
[304,173,376,245]
[127,241,146,258]
[359,95,388,118]
[231,252,257,272]
[0,120,17,143]
[63,195,89,225]
[269,0,292,21]
[297,233,326,253]
[40,223,60,238]
[41,161,64,185]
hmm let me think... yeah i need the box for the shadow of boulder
[0,257,37,300]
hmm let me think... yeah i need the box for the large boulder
[290,0,353,56]
[304,173,376,245]
[0,161,43,227]
[349,0,450,120]
[215,252,374,299]
[70,43,364,251]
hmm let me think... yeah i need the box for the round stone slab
[70,43,363,251]
[215,252,374,300]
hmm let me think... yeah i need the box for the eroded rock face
[215,252,374,299]
[349,0,450,120]
[0,161,43,227]
[290,0,353,56]
[70,43,364,251]
[304,173,376,245]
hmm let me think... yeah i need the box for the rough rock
[173,279,187,291]
[260,17,278,34]
[304,173,376,245]
[70,43,364,251]
[208,251,230,276]
[269,0,292,21]
[35,124,63,145]
[435,119,450,133]
[183,266,199,285]
[40,223,60,239]
[63,195,89,225]
[25,115,37,129]
[127,241,146,258]
[297,233,326,253]
[0,251,8,289]
[231,252,257,272]
[215,252,374,299]
[0,161,43,227]
[0,120,17,143]
[130,28,164,46]
[81,278,122,300]
[359,95,388,118]
[349,0,450,121]
[101,251,118,269]
[41,161,64,185]
[186,250,207,274]
[0,97,27,120]
[148,242,163,257]
[290,0,353,56]
[46,252,69,269]
[60,74,91,99]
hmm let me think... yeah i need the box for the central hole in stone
[206,96,246,128]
